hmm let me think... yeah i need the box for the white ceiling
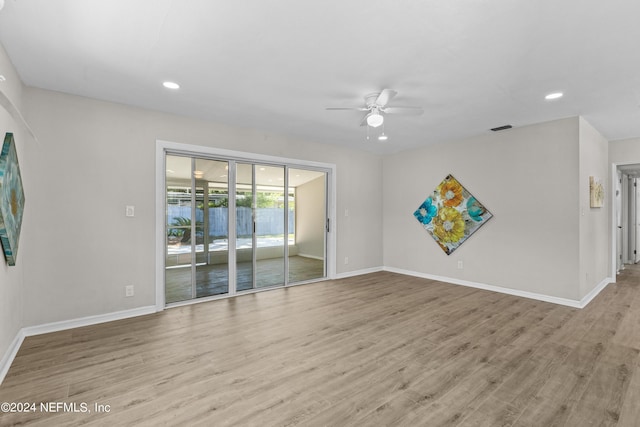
[1,0,639,154]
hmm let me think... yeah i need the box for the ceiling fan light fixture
[367,112,384,128]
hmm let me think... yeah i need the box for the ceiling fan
[326,89,424,128]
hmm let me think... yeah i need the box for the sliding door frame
[155,140,337,311]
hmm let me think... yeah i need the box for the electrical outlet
[125,285,134,297]
[457,260,464,269]
[344,256,349,265]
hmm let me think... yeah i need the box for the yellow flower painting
[413,174,492,255]
[432,207,465,243]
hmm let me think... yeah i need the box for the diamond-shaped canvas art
[413,174,492,255]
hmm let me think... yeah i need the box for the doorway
[159,143,334,307]
[614,164,640,274]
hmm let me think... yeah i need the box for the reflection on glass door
[165,155,229,304]
[288,168,327,283]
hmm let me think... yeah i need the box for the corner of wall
[577,117,610,299]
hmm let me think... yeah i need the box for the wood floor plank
[564,344,639,426]
[612,279,640,350]
[617,353,640,427]
[1,268,640,426]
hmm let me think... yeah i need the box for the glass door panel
[255,165,285,288]
[194,158,229,298]
[288,168,327,283]
[165,155,230,304]
[236,163,254,291]
[165,155,196,304]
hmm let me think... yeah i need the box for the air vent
[490,125,513,132]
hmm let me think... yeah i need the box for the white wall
[383,117,582,300]
[20,87,383,326]
[295,175,325,259]
[610,137,640,162]
[0,44,28,367]
[577,117,609,299]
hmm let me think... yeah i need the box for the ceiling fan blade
[375,89,398,107]
[326,107,369,111]
[359,113,369,127]
[383,107,424,115]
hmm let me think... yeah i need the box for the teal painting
[0,133,25,266]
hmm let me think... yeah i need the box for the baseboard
[579,277,613,308]
[23,306,158,337]
[0,329,26,386]
[0,305,157,386]
[383,266,597,308]
[335,266,384,279]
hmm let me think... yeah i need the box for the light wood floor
[2,266,640,426]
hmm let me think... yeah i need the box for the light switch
[126,205,135,217]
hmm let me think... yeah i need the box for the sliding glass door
[288,168,327,283]
[165,155,229,304]
[195,158,230,297]
[255,165,286,288]
[236,164,287,290]
[165,153,329,305]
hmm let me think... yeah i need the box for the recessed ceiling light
[163,81,180,90]
[545,92,563,100]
